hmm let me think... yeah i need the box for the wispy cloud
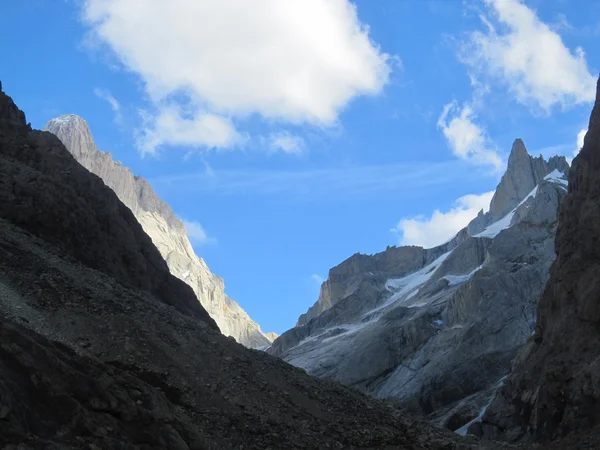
[182,219,217,246]
[94,87,122,124]
[268,131,305,154]
[151,160,484,202]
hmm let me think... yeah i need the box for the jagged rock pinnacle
[488,139,569,220]
[508,138,528,162]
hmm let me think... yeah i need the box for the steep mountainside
[270,142,569,432]
[0,82,498,449]
[478,77,600,443]
[44,115,271,348]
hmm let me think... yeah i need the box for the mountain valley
[44,114,273,349]
[1,75,600,449]
[269,139,570,433]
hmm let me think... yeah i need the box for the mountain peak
[507,138,528,164]
[48,113,85,123]
[45,114,96,161]
[0,81,27,126]
[46,113,89,131]
[45,114,91,134]
[487,138,568,220]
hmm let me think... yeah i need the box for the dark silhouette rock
[480,77,600,443]
[0,86,218,329]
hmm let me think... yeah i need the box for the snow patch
[289,252,454,353]
[544,169,568,186]
[47,114,81,126]
[475,185,538,239]
[443,265,483,286]
[379,252,452,312]
[455,375,508,436]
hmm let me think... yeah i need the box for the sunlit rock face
[45,114,272,348]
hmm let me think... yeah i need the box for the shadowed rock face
[479,77,600,443]
[0,83,494,449]
[44,114,272,349]
[271,139,570,433]
[0,85,217,329]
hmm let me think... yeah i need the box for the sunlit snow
[443,265,483,286]
[475,185,538,239]
[288,252,453,352]
[380,251,452,311]
[544,169,568,189]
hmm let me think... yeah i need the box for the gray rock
[0,81,495,450]
[270,142,569,434]
[489,139,568,220]
[44,115,272,348]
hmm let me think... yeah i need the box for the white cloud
[136,106,243,155]
[392,191,495,248]
[82,0,392,153]
[182,220,216,246]
[268,131,305,154]
[437,101,504,169]
[461,0,596,112]
[94,87,122,124]
[574,127,588,158]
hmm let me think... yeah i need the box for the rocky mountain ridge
[0,81,495,449]
[44,114,272,348]
[2,77,600,449]
[270,140,570,433]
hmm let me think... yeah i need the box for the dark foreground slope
[479,77,600,443]
[0,84,217,329]
[0,84,495,449]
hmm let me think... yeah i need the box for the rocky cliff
[270,141,570,433]
[487,139,569,221]
[44,114,271,348]
[0,82,494,449]
[477,77,600,443]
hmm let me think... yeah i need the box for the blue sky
[1,0,598,334]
